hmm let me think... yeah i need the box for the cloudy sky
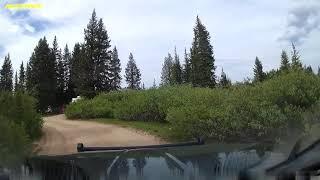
[0,0,320,86]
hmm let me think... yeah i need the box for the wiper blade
[77,138,205,152]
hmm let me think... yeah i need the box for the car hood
[24,143,276,180]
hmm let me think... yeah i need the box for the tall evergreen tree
[83,9,112,96]
[70,43,88,96]
[63,45,71,89]
[70,43,81,93]
[182,48,191,83]
[0,54,13,91]
[14,71,18,92]
[82,10,97,97]
[52,37,66,105]
[125,53,141,90]
[305,65,313,74]
[219,68,231,88]
[152,78,157,88]
[52,36,65,107]
[28,37,56,112]
[109,46,122,91]
[96,18,112,91]
[18,62,25,91]
[291,43,302,70]
[25,61,33,93]
[253,57,265,82]
[63,44,75,103]
[280,50,290,71]
[160,53,173,86]
[190,16,216,87]
[56,48,65,106]
[170,47,182,84]
[51,36,59,81]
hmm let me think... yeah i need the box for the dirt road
[37,115,164,155]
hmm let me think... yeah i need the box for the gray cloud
[279,1,320,45]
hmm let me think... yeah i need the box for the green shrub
[65,70,320,141]
[0,118,31,166]
[0,92,43,139]
[114,90,167,121]
[65,98,113,119]
[0,92,42,166]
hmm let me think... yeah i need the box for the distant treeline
[1,10,319,113]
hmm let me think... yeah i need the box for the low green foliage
[66,70,320,141]
[65,98,113,119]
[0,92,42,166]
[0,118,31,166]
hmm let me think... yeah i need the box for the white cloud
[279,0,320,45]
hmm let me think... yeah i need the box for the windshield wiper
[77,138,205,152]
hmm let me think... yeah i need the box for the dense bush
[65,98,113,119]
[65,70,320,141]
[0,92,43,139]
[0,92,43,165]
[0,118,31,166]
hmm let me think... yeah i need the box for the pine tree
[28,37,57,112]
[182,48,191,83]
[109,46,122,91]
[280,50,290,71]
[63,45,71,90]
[83,10,112,96]
[70,43,89,96]
[170,47,182,84]
[82,10,97,97]
[25,61,33,93]
[56,48,65,106]
[219,68,231,88]
[63,44,74,103]
[51,36,66,107]
[318,66,320,76]
[152,78,157,88]
[18,62,25,91]
[70,43,81,93]
[291,43,302,70]
[190,16,216,87]
[253,57,265,82]
[52,36,59,81]
[160,53,173,86]
[125,53,141,90]
[14,71,18,92]
[96,18,112,92]
[0,54,13,91]
[305,65,313,74]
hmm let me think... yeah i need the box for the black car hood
[25,143,275,180]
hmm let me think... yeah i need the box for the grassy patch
[94,118,176,141]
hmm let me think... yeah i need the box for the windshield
[0,0,320,179]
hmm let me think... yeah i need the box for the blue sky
[0,0,320,86]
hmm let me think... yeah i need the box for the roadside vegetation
[0,92,42,166]
[66,70,320,141]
